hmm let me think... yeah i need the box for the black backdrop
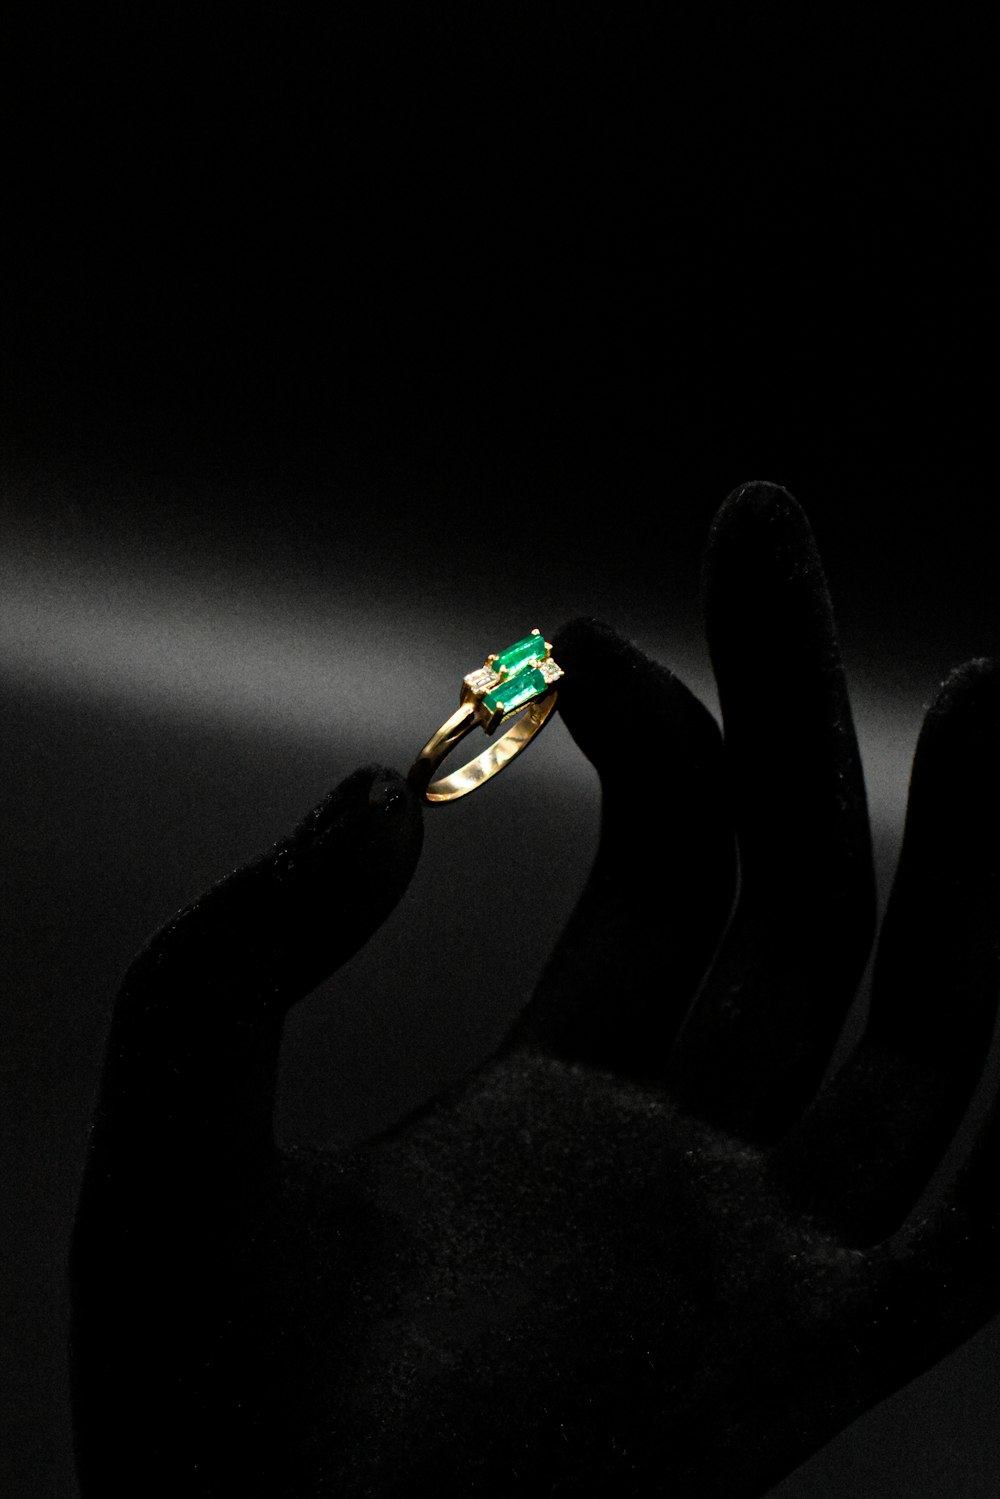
[2,8,998,1495]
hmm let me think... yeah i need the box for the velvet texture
[70,483,1000,1496]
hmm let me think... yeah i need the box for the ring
[408,629,564,804]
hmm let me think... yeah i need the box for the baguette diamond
[464,665,502,694]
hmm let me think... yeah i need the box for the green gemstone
[483,665,547,717]
[493,632,547,676]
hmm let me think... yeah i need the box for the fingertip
[706,478,806,550]
[705,479,824,589]
[925,657,1000,729]
[366,768,425,870]
[550,617,645,735]
[294,764,417,825]
[552,616,675,694]
[264,765,424,985]
[719,477,801,512]
[550,619,721,781]
[367,766,421,823]
[868,656,1000,1059]
[914,659,1000,779]
[905,658,1000,848]
[284,764,423,881]
[551,616,623,674]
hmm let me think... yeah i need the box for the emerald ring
[408,629,564,804]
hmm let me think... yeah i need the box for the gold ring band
[408,629,563,804]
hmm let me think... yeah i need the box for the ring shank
[408,691,559,803]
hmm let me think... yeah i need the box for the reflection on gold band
[408,631,563,805]
[408,690,560,804]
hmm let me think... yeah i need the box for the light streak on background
[0,511,946,1499]
[0,537,918,864]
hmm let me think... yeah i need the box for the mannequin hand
[71,483,1000,1497]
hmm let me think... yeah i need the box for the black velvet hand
[70,482,1000,1497]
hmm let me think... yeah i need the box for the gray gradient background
[3,476,1000,1497]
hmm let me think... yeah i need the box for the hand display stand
[71,484,1000,1496]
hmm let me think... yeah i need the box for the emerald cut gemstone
[482,665,547,717]
[493,632,547,676]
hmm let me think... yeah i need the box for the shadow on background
[3,502,999,1496]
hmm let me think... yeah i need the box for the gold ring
[408,629,564,804]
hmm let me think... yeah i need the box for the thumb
[82,765,423,1190]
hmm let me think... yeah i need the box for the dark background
[2,8,998,1495]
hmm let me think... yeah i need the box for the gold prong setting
[458,629,564,733]
[409,628,564,803]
